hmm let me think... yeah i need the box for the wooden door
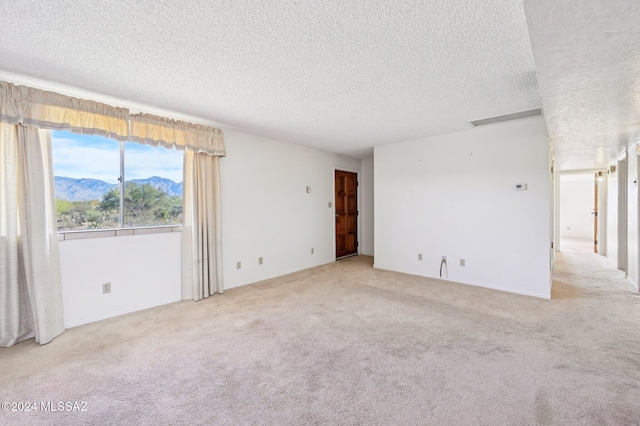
[335,170,358,258]
[593,173,598,253]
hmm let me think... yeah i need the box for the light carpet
[1,254,639,425]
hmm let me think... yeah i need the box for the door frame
[554,168,604,254]
[617,151,628,274]
[597,170,607,256]
[333,167,361,259]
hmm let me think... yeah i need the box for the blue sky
[52,130,183,184]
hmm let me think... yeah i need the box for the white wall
[558,175,593,239]
[627,151,639,289]
[59,130,363,326]
[374,117,551,299]
[220,129,361,289]
[605,146,640,292]
[606,166,618,266]
[360,157,374,256]
[59,232,182,328]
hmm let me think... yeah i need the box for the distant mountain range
[54,176,183,201]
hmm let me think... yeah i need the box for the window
[52,130,183,231]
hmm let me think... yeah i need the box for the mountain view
[54,176,183,202]
[54,176,183,230]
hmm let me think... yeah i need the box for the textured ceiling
[0,0,540,158]
[524,0,640,171]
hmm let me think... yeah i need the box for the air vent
[470,108,542,127]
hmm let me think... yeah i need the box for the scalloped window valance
[0,81,225,156]
[129,113,225,156]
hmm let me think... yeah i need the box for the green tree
[57,182,182,230]
[100,188,120,212]
[124,182,168,225]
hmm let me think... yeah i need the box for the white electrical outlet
[442,256,447,262]
[236,261,241,270]
[259,257,263,265]
[102,282,111,294]
[311,248,314,254]
[460,259,465,267]
[514,183,527,191]
[418,253,422,261]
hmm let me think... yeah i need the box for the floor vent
[470,108,542,127]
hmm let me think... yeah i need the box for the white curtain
[129,111,225,302]
[182,150,223,301]
[0,123,65,347]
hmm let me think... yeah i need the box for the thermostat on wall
[514,183,527,191]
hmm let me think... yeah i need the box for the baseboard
[372,265,550,300]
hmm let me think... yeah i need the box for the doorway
[558,173,597,253]
[335,170,358,259]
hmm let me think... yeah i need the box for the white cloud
[125,144,183,182]
[52,137,183,183]
[52,138,120,183]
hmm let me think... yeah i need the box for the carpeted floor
[560,237,594,254]
[1,253,639,425]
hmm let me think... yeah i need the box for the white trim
[372,265,551,300]
[58,225,181,241]
[597,173,607,256]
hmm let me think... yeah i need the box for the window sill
[58,225,182,241]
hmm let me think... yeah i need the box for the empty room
[1,1,639,424]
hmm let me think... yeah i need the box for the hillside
[54,176,183,201]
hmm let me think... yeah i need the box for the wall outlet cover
[514,183,528,191]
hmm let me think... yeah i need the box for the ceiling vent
[470,108,542,127]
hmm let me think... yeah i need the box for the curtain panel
[128,114,226,301]
[0,124,65,347]
[0,81,129,140]
[182,151,223,301]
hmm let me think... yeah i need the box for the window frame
[52,131,184,234]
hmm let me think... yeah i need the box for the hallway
[551,245,640,300]
[548,247,640,422]
[559,237,593,254]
